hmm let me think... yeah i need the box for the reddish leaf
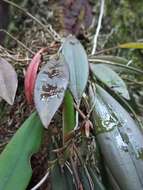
[24,48,47,104]
[0,58,18,105]
[60,0,93,35]
[83,120,93,137]
[34,58,69,128]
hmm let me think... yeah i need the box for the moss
[103,0,143,67]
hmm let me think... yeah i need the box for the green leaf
[0,112,44,190]
[89,55,128,65]
[51,164,75,190]
[90,64,130,99]
[78,166,93,189]
[87,167,106,190]
[34,58,69,128]
[119,42,143,49]
[89,84,143,190]
[105,166,121,190]
[63,90,75,135]
[89,57,143,75]
[62,35,89,104]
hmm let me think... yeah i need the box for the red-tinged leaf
[59,0,93,35]
[83,120,93,138]
[0,58,18,105]
[24,48,47,104]
[34,58,69,128]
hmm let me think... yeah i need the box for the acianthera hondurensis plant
[0,0,143,189]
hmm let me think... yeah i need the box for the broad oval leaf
[62,35,89,104]
[89,84,143,189]
[24,48,46,104]
[0,58,18,105]
[119,42,143,49]
[0,112,44,190]
[34,58,69,128]
[90,64,130,100]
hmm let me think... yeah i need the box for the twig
[82,93,95,119]
[91,0,105,55]
[2,0,61,41]
[0,45,31,62]
[73,103,86,120]
[30,170,50,190]
[70,156,82,189]
[87,99,96,118]
[94,45,118,55]
[0,29,35,54]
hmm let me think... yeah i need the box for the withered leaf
[34,58,69,128]
[24,48,46,104]
[0,58,18,105]
[60,0,92,35]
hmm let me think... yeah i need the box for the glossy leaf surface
[0,58,18,105]
[34,58,69,128]
[90,64,130,99]
[0,112,44,190]
[62,35,89,104]
[89,84,143,190]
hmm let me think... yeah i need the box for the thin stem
[91,0,105,55]
[0,29,35,54]
[70,156,82,189]
[30,170,50,190]
[87,99,96,118]
[74,110,79,130]
[94,46,118,55]
[2,0,61,41]
[73,103,86,120]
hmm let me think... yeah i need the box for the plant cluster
[0,0,143,190]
